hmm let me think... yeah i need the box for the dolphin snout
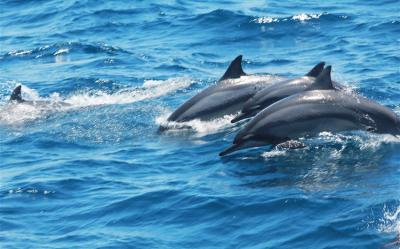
[219,143,243,156]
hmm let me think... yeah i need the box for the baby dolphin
[231,63,341,123]
[9,85,70,107]
[220,71,400,156]
[166,55,286,123]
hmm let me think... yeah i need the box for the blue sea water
[1,0,400,248]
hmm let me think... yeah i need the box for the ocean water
[1,0,399,248]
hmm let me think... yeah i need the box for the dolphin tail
[10,85,24,102]
[305,62,325,77]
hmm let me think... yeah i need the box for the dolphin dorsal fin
[219,55,246,81]
[10,85,24,102]
[306,62,325,77]
[313,65,334,90]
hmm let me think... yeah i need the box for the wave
[253,12,348,24]
[0,41,129,61]
[189,10,348,26]
[369,20,400,32]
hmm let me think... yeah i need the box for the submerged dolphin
[231,64,342,123]
[9,85,70,107]
[166,55,324,123]
[220,72,400,156]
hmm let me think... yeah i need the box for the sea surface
[1,0,399,248]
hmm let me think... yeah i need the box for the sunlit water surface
[1,0,399,248]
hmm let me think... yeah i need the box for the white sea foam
[317,132,400,151]
[254,17,278,24]
[292,13,322,22]
[253,13,326,24]
[8,50,32,56]
[54,48,69,56]
[156,112,236,135]
[379,205,400,247]
[259,132,400,158]
[65,77,192,107]
[261,148,287,158]
[0,102,46,124]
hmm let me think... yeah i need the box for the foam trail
[0,77,193,125]
[65,77,193,107]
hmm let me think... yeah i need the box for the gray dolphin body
[220,78,400,156]
[9,85,70,107]
[231,64,342,123]
[167,56,326,123]
[167,55,286,123]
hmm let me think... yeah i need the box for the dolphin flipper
[219,55,246,81]
[10,85,24,103]
[306,62,325,77]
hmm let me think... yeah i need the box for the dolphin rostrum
[220,72,400,156]
[231,64,341,123]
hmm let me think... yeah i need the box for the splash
[156,111,237,135]
[313,132,400,151]
[260,132,400,158]
[254,17,278,24]
[292,13,322,22]
[253,13,322,24]
[253,13,348,24]
[379,205,400,248]
[261,148,287,158]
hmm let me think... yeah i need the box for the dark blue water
[1,1,399,248]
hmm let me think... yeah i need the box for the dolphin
[166,55,324,123]
[231,64,342,123]
[9,85,70,107]
[220,72,400,156]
